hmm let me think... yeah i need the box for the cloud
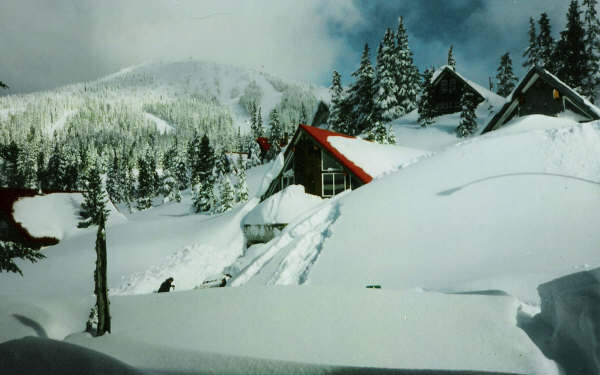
[0,0,363,93]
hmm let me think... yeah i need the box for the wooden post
[94,211,110,335]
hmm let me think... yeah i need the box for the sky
[0,0,582,95]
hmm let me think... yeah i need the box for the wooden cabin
[430,65,500,115]
[0,188,60,249]
[482,67,600,133]
[262,125,371,201]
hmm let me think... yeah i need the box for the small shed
[482,67,600,133]
[430,65,504,115]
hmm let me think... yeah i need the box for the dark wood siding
[293,134,322,196]
[432,71,484,115]
[519,78,564,117]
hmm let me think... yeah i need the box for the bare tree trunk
[94,212,110,335]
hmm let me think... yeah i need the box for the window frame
[321,149,343,172]
[322,172,346,197]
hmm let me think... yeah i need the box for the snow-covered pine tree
[187,132,202,185]
[247,138,262,167]
[582,0,600,102]
[217,177,235,213]
[199,179,215,213]
[160,170,181,203]
[456,90,478,137]
[496,52,518,97]
[136,152,154,210]
[347,43,376,135]
[328,70,346,133]
[537,13,556,71]
[447,45,456,70]
[0,141,20,188]
[234,167,249,203]
[216,148,232,177]
[256,107,264,137]
[365,121,396,144]
[555,0,588,91]
[417,67,436,127]
[123,161,136,212]
[394,16,419,116]
[374,29,402,123]
[267,108,283,159]
[78,160,109,228]
[106,153,123,204]
[15,141,38,189]
[191,181,203,213]
[523,17,540,68]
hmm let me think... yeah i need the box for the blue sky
[0,0,580,94]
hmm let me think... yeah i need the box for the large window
[322,173,346,197]
[322,150,343,171]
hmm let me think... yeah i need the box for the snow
[328,136,429,179]
[243,185,323,225]
[0,287,558,374]
[142,112,173,134]
[12,193,126,241]
[45,109,77,135]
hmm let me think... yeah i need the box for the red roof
[298,124,373,184]
[256,137,270,152]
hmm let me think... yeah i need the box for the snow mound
[12,193,125,241]
[243,185,323,225]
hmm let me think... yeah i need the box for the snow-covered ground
[2,113,599,373]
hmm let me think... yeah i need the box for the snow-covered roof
[431,65,505,107]
[482,66,600,133]
[298,125,428,183]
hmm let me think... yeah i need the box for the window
[322,173,346,197]
[322,150,343,171]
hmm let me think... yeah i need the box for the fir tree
[347,43,376,135]
[106,153,123,204]
[198,135,216,184]
[15,142,38,189]
[0,241,45,276]
[374,29,402,123]
[217,177,235,213]
[160,170,181,203]
[234,167,249,203]
[267,108,283,159]
[216,148,232,177]
[523,17,539,68]
[191,181,203,213]
[555,0,588,91]
[198,180,215,213]
[136,152,154,210]
[78,160,109,228]
[538,13,556,71]
[366,122,396,144]
[256,107,264,137]
[394,16,420,116]
[456,90,478,137]
[247,138,262,167]
[417,68,436,127]
[328,70,346,133]
[582,0,600,101]
[496,52,518,97]
[447,45,456,70]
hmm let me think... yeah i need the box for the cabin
[0,188,60,249]
[262,125,371,200]
[430,65,503,115]
[482,67,600,133]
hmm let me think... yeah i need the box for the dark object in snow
[158,277,175,293]
[429,66,487,116]
[199,274,232,289]
[482,66,600,134]
[366,285,381,289]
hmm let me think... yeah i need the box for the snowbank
[328,136,429,179]
[243,185,323,225]
[12,193,125,241]
[0,287,558,374]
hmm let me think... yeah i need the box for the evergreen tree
[365,121,396,144]
[106,153,123,204]
[267,108,283,159]
[234,167,249,203]
[496,52,518,97]
[36,149,48,191]
[217,177,235,213]
[537,13,556,71]
[328,70,346,133]
[216,148,232,177]
[256,107,264,137]
[0,241,45,275]
[374,29,402,123]
[247,138,262,167]
[136,152,154,210]
[456,90,478,137]
[347,43,376,135]
[0,141,20,188]
[78,160,109,228]
[15,142,38,189]
[394,16,420,116]
[198,180,215,213]
[92,210,110,336]
[197,135,216,185]
[555,0,588,91]
[123,161,136,212]
[523,17,540,68]
[160,170,181,203]
[191,181,203,213]
[583,0,600,101]
[417,68,436,127]
[447,45,456,70]
[187,132,203,185]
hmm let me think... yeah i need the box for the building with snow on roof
[430,65,505,116]
[243,124,427,244]
[482,66,600,134]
